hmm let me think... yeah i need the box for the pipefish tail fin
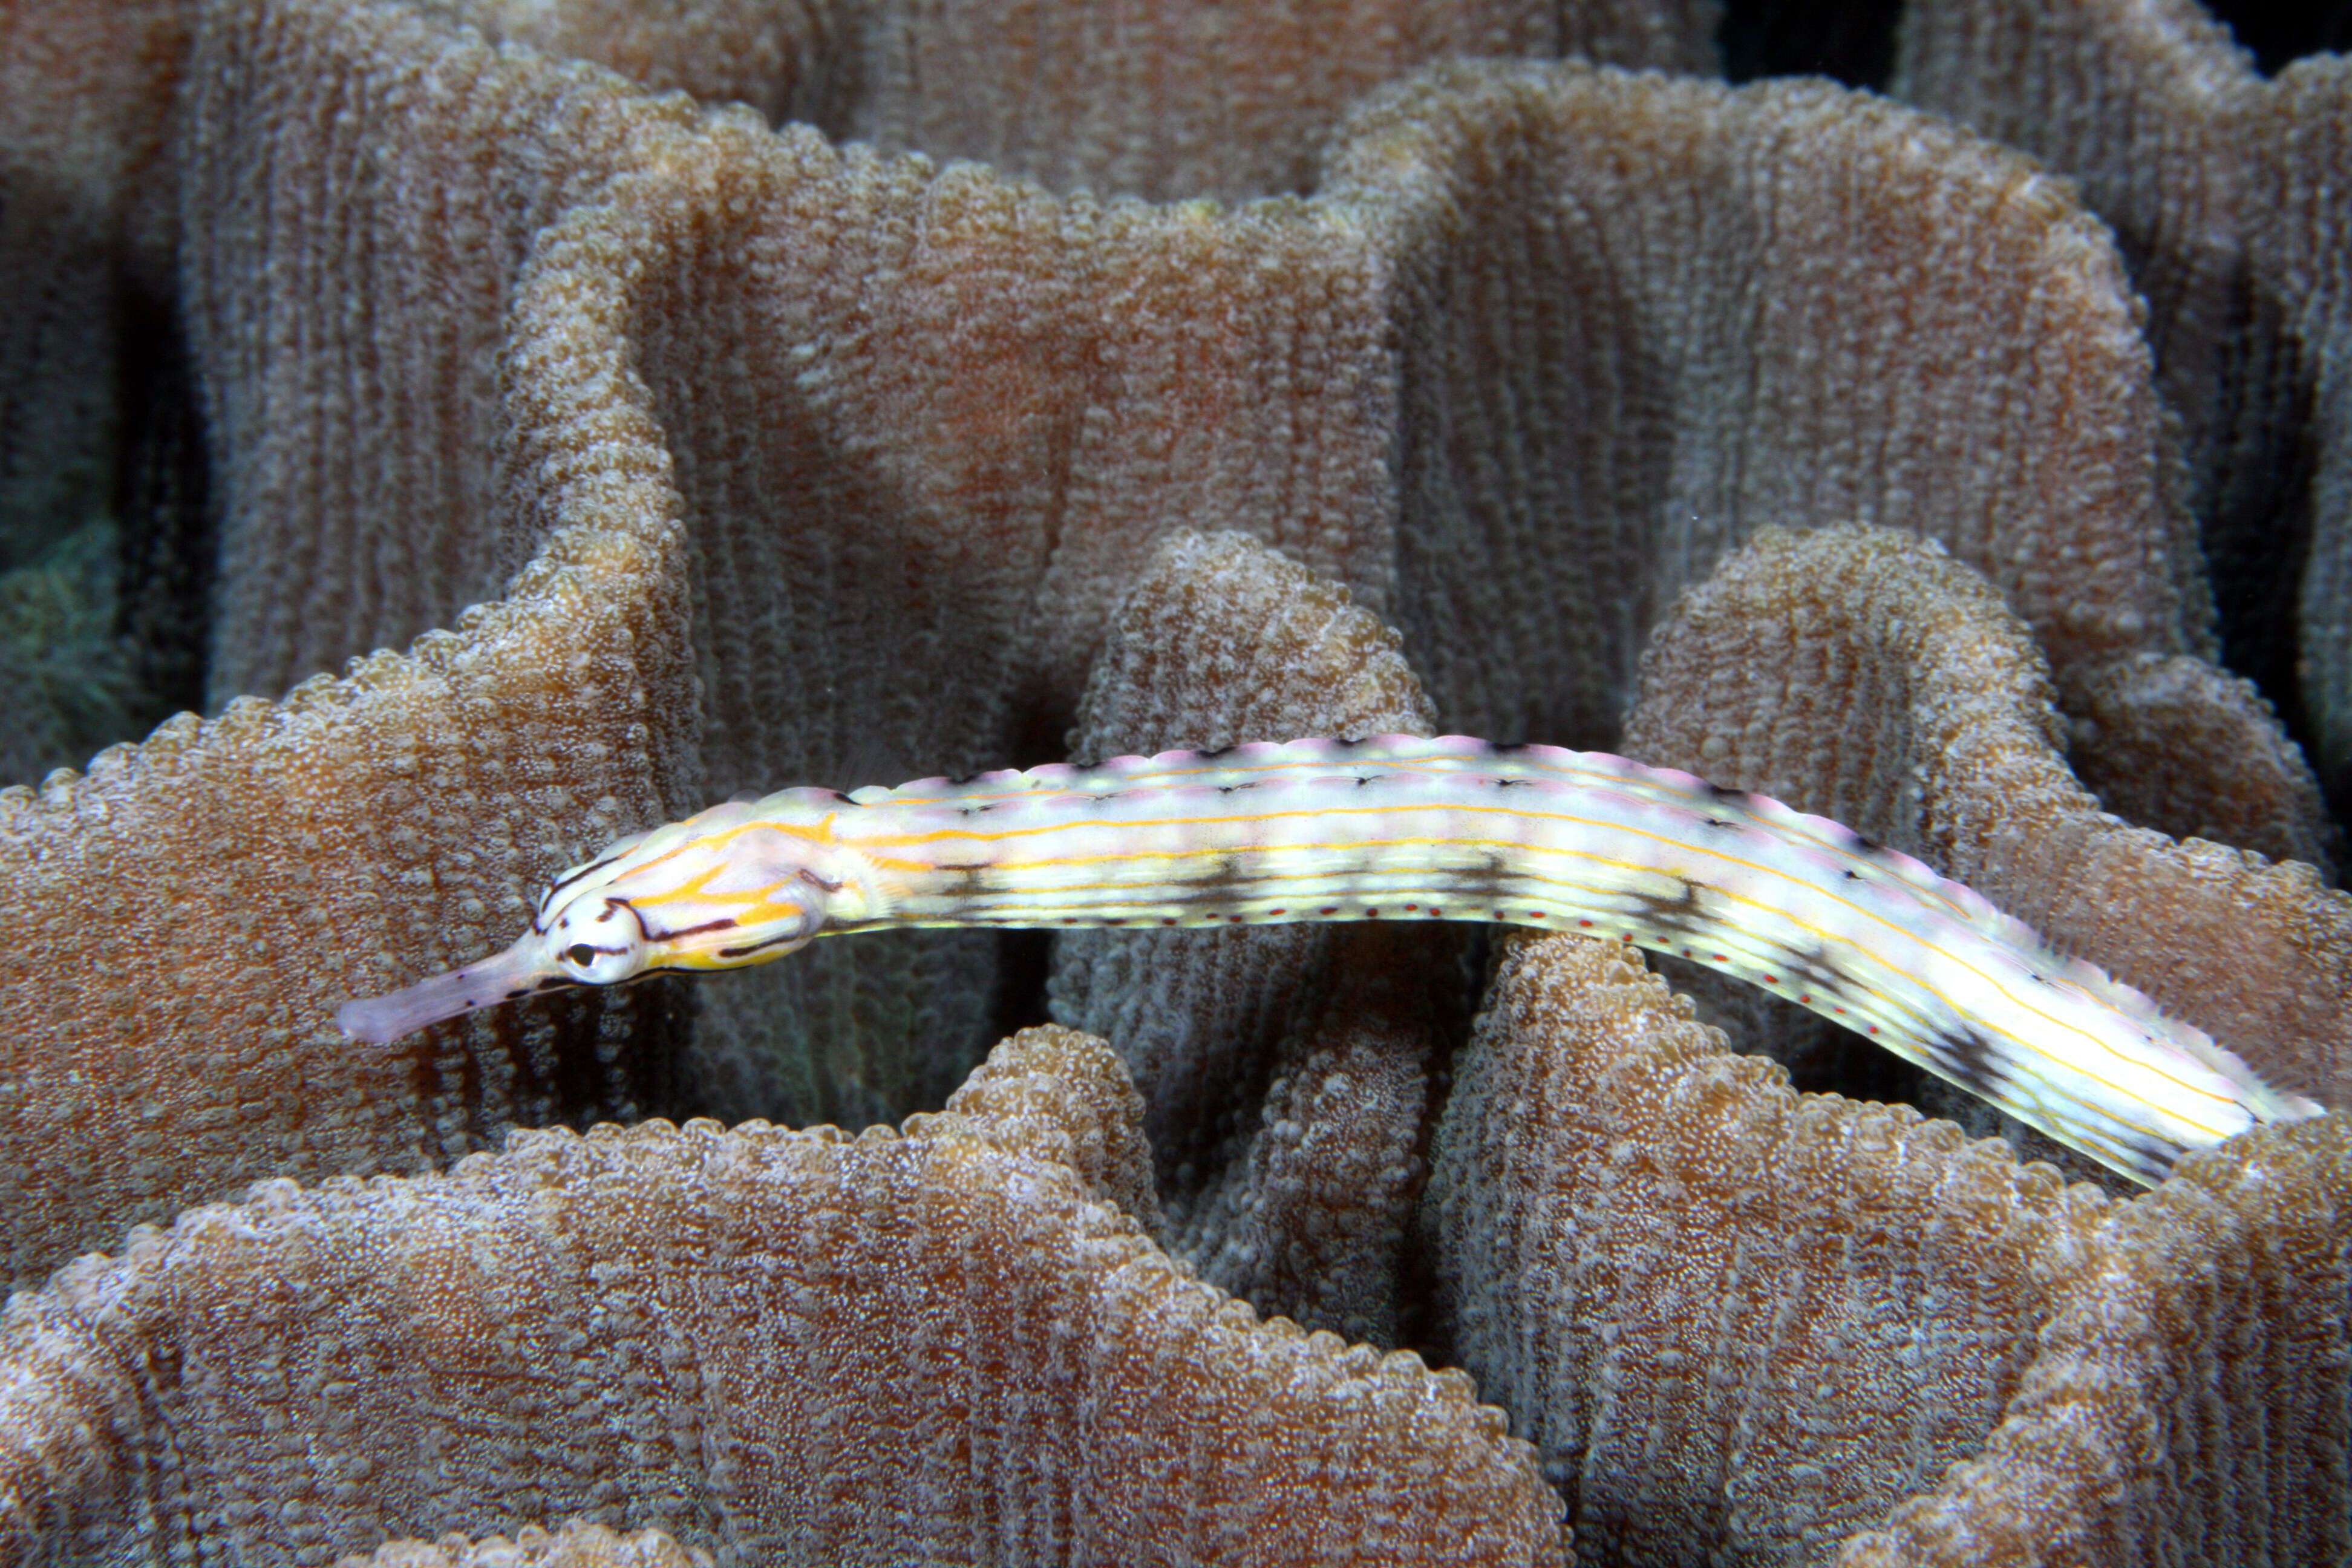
[336,943,556,1042]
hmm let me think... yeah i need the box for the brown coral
[0,0,191,775]
[344,1522,711,1568]
[422,0,1718,205]
[1051,529,1460,1344]
[1840,1112,2352,1566]
[1329,58,2214,743]
[4,0,2350,1557]
[1427,930,2352,1566]
[1423,931,2087,1563]
[0,519,699,1292]
[1623,526,2350,1120]
[1897,0,2352,799]
[810,0,1718,201]
[16,0,2255,1289]
[0,1027,1567,1567]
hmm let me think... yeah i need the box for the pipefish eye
[547,898,650,985]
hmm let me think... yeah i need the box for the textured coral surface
[1898,0,2352,803]
[3,0,2349,1563]
[1,1029,1566,1566]
[345,1521,714,1568]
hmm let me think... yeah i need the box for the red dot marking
[1578,919,1593,927]
[1228,915,1246,924]
[1268,908,1287,916]
[1798,994,1812,1003]
[1867,1025,1881,1034]
[1832,1006,1846,1014]
[1319,907,1340,916]
[1365,908,1382,918]
[1710,953,1726,962]
[1528,910,1546,918]
[1161,918,1178,927]
[1404,903,1419,912]
[1105,918,1125,927]
[1762,974,1778,984]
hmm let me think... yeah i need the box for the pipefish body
[337,734,2324,1184]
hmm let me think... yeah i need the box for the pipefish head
[336,803,849,1044]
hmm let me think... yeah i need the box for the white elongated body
[338,735,2324,1184]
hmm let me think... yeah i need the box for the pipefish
[338,734,2324,1184]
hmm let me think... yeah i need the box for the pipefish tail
[336,734,2324,1184]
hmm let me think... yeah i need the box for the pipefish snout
[337,734,2325,1185]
